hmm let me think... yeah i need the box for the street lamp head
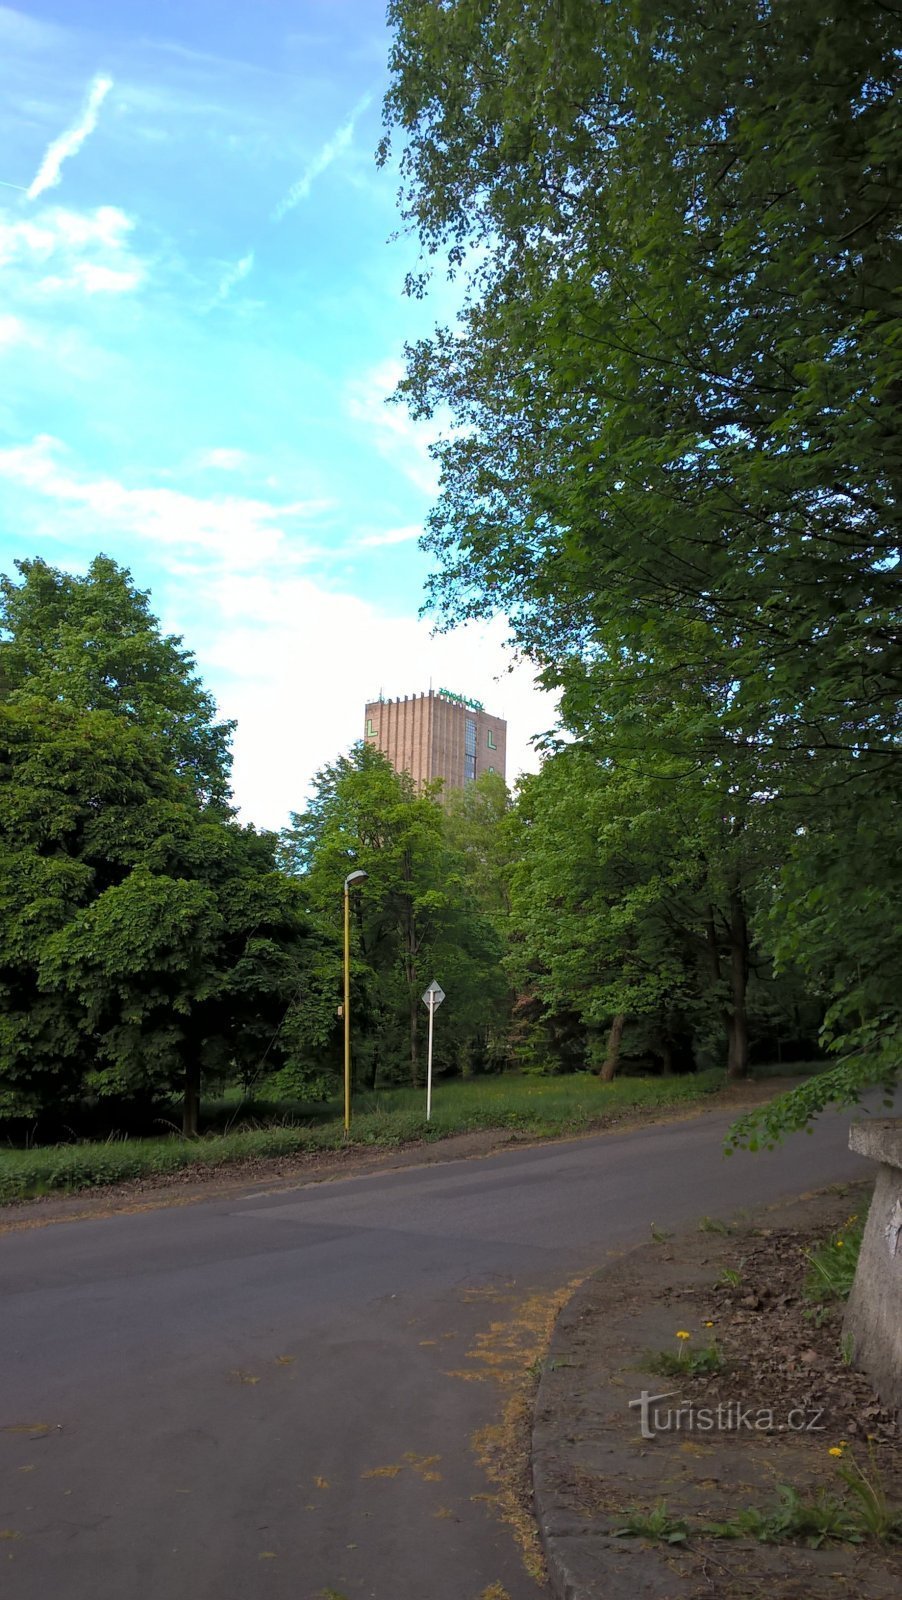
[344,869,368,891]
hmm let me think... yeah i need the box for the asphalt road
[1,1103,872,1600]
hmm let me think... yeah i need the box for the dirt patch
[671,1207,896,1449]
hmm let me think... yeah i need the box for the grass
[803,1214,865,1304]
[0,1068,724,1204]
[617,1474,902,1549]
[698,1215,732,1235]
[642,1336,727,1378]
[613,1500,689,1544]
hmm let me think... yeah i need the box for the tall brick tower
[363,688,507,792]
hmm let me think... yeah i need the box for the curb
[531,1245,676,1600]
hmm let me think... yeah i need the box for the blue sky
[0,1,553,825]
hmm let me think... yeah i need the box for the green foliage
[281,743,508,1086]
[702,1486,860,1548]
[613,1501,689,1545]
[617,1478,900,1549]
[383,0,902,1130]
[642,1340,727,1379]
[0,559,334,1128]
[803,1218,865,1305]
[506,741,814,1078]
[836,1447,902,1543]
[1,555,233,805]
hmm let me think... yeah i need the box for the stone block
[843,1118,902,1410]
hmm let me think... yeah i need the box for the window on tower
[464,717,477,782]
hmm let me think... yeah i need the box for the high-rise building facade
[364,688,507,792]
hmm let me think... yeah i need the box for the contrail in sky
[272,92,372,222]
[209,249,255,309]
[27,73,113,200]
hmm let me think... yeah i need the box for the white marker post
[421,980,445,1121]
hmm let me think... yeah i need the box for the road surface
[1,1103,871,1600]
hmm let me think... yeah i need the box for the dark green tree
[0,697,328,1134]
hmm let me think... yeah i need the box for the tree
[282,744,507,1086]
[1,555,233,806]
[0,695,329,1133]
[508,730,803,1080]
[382,0,901,1121]
[442,769,517,927]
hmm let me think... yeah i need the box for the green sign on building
[437,687,484,712]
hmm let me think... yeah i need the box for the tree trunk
[600,1013,625,1081]
[726,887,749,1079]
[410,993,419,1087]
[705,903,721,983]
[183,1060,200,1137]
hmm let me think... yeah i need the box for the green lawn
[0,1070,724,1204]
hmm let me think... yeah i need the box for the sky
[0,1,556,828]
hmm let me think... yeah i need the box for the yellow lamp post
[343,869,367,1132]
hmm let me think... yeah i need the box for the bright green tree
[382,0,901,1124]
[1,555,233,806]
[282,743,507,1086]
[509,728,812,1080]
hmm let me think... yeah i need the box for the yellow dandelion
[835,1240,845,1249]
[676,1330,691,1341]
[704,1320,714,1328]
[828,1446,844,1458]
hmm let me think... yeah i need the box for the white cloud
[272,92,372,221]
[194,570,557,828]
[37,260,143,295]
[208,248,254,308]
[357,523,422,549]
[0,435,334,568]
[0,203,146,297]
[27,73,113,200]
[346,358,441,497]
[0,311,33,348]
[195,447,250,472]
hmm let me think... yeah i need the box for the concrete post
[843,1118,902,1409]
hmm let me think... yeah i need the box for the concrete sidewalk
[531,1187,901,1600]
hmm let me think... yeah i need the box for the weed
[835,1445,902,1543]
[698,1216,731,1235]
[717,1262,745,1289]
[613,1500,689,1544]
[803,1303,834,1329]
[701,1507,772,1541]
[766,1483,859,1547]
[621,1462,902,1551]
[803,1220,864,1304]
[649,1222,673,1243]
[704,1487,857,1547]
[643,1333,726,1378]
